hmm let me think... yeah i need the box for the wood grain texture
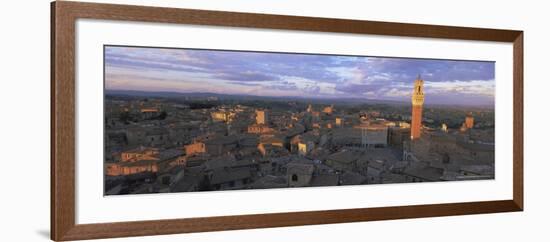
[51,1,77,240]
[59,200,520,241]
[513,33,524,210]
[56,1,522,42]
[51,1,524,241]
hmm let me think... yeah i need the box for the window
[291,174,298,182]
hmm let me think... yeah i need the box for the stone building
[335,117,343,127]
[247,124,273,134]
[120,146,159,162]
[184,142,206,156]
[389,126,411,148]
[322,105,333,115]
[298,141,315,156]
[125,127,147,146]
[255,110,268,125]
[204,135,239,156]
[144,127,170,147]
[353,122,389,148]
[287,162,314,187]
[106,159,159,176]
[209,168,253,190]
[325,149,365,172]
[140,107,160,119]
[211,111,230,122]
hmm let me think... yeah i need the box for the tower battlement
[411,75,425,106]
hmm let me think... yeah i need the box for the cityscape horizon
[103,45,495,195]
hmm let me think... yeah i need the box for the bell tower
[411,75,424,140]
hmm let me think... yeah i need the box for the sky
[105,46,495,106]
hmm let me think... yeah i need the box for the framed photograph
[51,1,523,241]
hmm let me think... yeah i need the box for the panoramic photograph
[103,45,495,195]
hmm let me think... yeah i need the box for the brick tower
[465,112,474,129]
[411,75,424,140]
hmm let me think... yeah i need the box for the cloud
[334,83,388,95]
[424,80,495,97]
[104,46,496,106]
[385,88,411,98]
[215,71,279,82]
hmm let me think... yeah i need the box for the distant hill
[104,89,411,106]
[105,89,493,109]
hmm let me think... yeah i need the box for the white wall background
[0,0,548,241]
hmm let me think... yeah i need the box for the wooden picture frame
[51,1,523,241]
